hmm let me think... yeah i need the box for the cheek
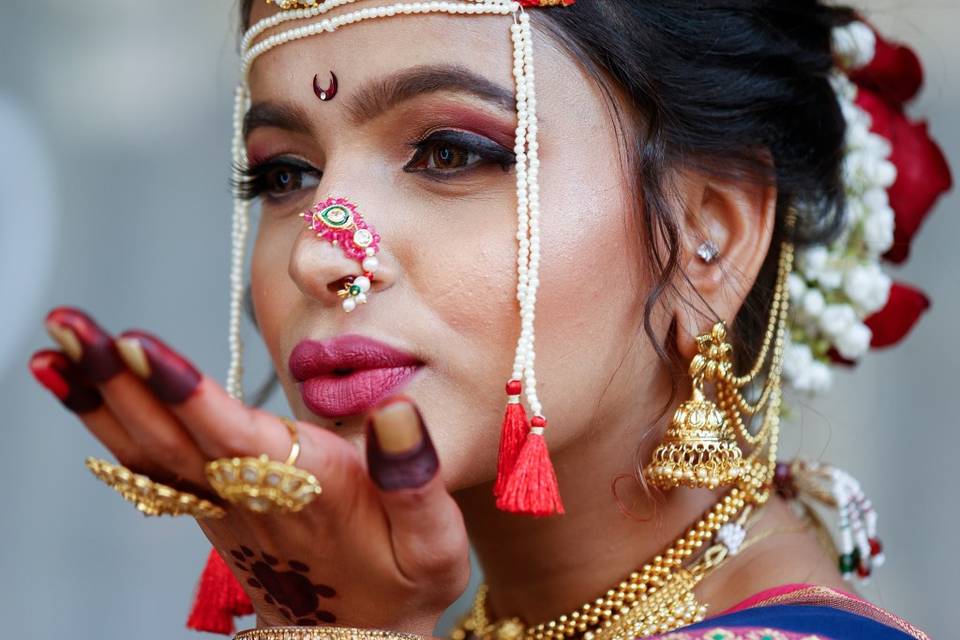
[526,142,650,442]
[403,192,524,398]
[250,221,296,373]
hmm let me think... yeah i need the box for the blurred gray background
[1,1,957,638]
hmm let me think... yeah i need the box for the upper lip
[288,334,422,382]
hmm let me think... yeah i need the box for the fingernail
[366,396,438,491]
[115,330,201,405]
[44,307,124,384]
[28,349,104,413]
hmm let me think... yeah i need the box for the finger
[114,329,364,505]
[44,307,209,486]
[27,349,164,476]
[29,348,104,414]
[366,397,469,588]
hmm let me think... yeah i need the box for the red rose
[855,89,953,263]
[851,25,923,105]
[864,282,931,348]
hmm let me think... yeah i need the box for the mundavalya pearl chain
[226,0,541,404]
[517,12,544,416]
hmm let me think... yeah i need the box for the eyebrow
[243,63,516,140]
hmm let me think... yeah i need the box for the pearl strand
[227,1,523,400]
[518,12,543,416]
[243,2,518,72]
[227,84,251,401]
[510,16,531,383]
[242,0,357,53]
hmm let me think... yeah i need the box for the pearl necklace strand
[226,0,546,403]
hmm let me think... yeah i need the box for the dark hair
[238,0,852,409]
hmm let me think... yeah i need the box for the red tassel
[494,380,528,498]
[186,547,253,634]
[496,416,564,516]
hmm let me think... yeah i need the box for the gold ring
[85,457,226,519]
[283,415,302,465]
[204,415,322,514]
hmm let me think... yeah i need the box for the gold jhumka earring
[649,228,792,493]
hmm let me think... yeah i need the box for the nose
[288,205,392,311]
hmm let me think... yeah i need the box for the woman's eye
[235,157,321,202]
[429,144,475,170]
[404,130,515,178]
[264,165,306,193]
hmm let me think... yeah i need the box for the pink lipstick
[288,334,422,419]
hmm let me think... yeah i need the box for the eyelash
[234,130,516,202]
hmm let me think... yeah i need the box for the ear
[672,172,777,361]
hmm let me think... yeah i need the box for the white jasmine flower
[833,22,876,70]
[863,204,895,255]
[861,187,890,216]
[844,263,892,314]
[802,288,826,318]
[783,341,814,388]
[817,266,844,291]
[863,131,892,160]
[819,304,857,338]
[807,360,834,393]
[798,246,829,281]
[835,321,873,360]
[787,272,808,303]
[873,159,897,189]
[784,341,835,393]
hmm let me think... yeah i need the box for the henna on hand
[231,546,337,625]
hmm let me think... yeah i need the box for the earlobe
[672,174,778,361]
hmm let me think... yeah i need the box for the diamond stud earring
[696,240,720,263]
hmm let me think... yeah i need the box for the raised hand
[28,306,470,635]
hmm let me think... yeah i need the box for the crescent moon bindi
[313,71,338,101]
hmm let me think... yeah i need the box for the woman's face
[245,3,667,491]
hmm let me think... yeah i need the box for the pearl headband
[227,0,573,515]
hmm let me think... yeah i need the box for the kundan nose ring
[299,196,381,313]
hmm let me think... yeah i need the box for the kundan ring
[204,416,322,514]
[299,196,381,313]
[85,457,226,519]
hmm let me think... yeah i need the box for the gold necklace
[453,489,751,640]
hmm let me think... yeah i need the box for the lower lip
[299,365,421,418]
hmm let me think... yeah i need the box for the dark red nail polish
[45,307,124,384]
[117,329,201,405]
[29,350,104,413]
[365,398,439,491]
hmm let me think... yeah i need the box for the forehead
[245,7,517,104]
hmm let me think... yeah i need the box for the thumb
[365,397,469,588]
